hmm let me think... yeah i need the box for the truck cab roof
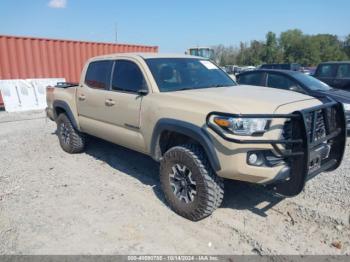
[89,53,202,62]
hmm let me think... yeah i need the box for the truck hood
[162,85,319,114]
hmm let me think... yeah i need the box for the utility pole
[115,23,118,43]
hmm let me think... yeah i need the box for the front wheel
[160,144,224,221]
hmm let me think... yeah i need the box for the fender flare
[53,100,79,130]
[151,119,221,172]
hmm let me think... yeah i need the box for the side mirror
[138,89,149,96]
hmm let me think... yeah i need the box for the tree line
[213,29,350,67]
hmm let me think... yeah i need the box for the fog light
[248,153,258,165]
[247,150,285,167]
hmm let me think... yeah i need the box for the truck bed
[46,82,79,122]
[55,82,79,89]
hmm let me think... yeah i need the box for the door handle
[78,94,86,101]
[105,99,115,106]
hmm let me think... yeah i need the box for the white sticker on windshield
[200,60,218,70]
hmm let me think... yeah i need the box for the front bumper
[207,100,346,197]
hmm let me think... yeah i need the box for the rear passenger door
[314,64,337,87]
[335,64,350,90]
[77,60,113,132]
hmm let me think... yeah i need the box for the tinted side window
[85,61,113,89]
[280,65,290,70]
[267,74,297,90]
[238,73,264,86]
[291,64,301,71]
[317,64,336,77]
[336,64,350,78]
[112,60,146,93]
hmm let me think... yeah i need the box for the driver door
[101,59,148,152]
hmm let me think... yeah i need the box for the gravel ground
[0,110,349,255]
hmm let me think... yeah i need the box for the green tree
[342,34,350,59]
[249,40,265,65]
[279,29,304,63]
[313,34,348,62]
[212,45,239,66]
[236,42,248,65]
[213,29,349,67]
[264,31,279,63]
[299,35,320,66]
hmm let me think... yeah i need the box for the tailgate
[46,85,56,120]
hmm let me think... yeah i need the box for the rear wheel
[160,144,224,221]
[56,113,86,153]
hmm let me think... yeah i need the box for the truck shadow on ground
[85,137,284,217]
[222,180,284,217]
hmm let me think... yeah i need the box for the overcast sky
[0,0,349,52]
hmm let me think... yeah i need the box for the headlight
[212,115,270,136]
[342,103,350,111]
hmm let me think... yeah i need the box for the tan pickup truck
[46,53,346,221]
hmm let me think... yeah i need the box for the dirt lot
[0,110,349,255]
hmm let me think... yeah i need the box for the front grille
[257,101,344,197]
[304,110,326,142]
[282,119,293,151]
[282,120,292,140]
[325,107,338,132]
[282,107,338,144]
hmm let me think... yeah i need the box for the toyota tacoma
[46,53,346,221]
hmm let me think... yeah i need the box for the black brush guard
[207,100,346,197]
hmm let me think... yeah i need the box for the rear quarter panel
[47,86,80,129]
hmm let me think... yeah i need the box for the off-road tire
[160,144,224,221]
[56,113,86,154]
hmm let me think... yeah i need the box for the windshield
[293,73,332,91]
[145,58,236,92]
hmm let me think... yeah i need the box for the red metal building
[0,35,158,107]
